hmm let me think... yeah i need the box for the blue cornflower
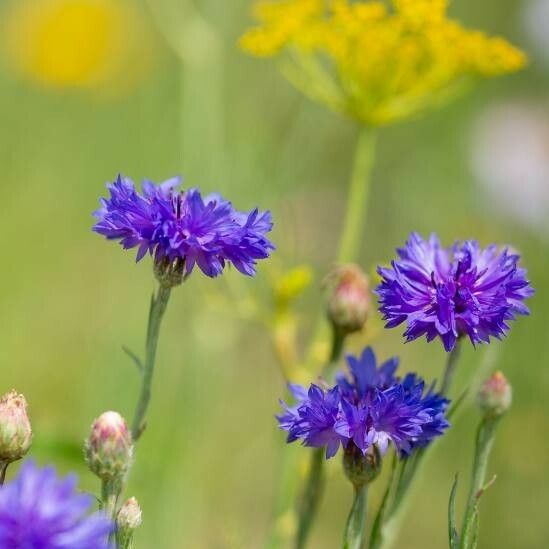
[277,348,449,459]
[0,461,112,548]
[376,233,534,352]
[93,175,274,278]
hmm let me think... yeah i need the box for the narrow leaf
[448,388,469,421]
[448,474,459,549]
[122,346,144,374]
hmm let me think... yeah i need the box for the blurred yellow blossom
[274,265,313,307]
[240,0,527,125]
[2,0,156,95]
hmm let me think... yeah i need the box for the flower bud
[326,264,370,335]
[477,371,512,418]
[343,444,382,489]
[154,257,185,288]
[117,497,142,531]
[85,411,133,481]
[0,390,32,463]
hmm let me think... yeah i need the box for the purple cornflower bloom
[93,175,274,278]
[277,347,449,459]
[0,461,112,548]
[376,233,534,352]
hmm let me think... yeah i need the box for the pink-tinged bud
[116,497,142,548]
[117,497,142,530]
[0,390,32,463]
[477,371,512,417]
[326,264,370,335]
[85,411,133,481]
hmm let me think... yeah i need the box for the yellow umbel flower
[2,0,154,94]
[240,0,526,125]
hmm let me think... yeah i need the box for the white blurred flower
[471,102,549,235]
[523,0,549,64]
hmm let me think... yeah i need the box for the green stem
[101,478,121,519]
[295,448,326,549]
[323,327,346,380]
[293,326,347,549]
[343,485,369,549]
[131,285,172,441]
[117,527,136,549]
[337,127,377,263]
[440,340,463,396]
[267,127,376,547]
[375,344,464,549]
[460,417,499,549]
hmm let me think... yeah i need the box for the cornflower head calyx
[240,0,526,125]
[0,460,112,548]
[93,175,274,281]
[376,233,534,352]
[278,347,449,459]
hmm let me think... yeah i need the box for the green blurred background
[0,0,548,547]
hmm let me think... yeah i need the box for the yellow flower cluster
[240,0,526,125]
[2,0,155,96]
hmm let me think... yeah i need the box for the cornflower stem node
[440,340,463,396]
[338,127,377,263]
[131,283,172,441]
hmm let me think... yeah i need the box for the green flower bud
[85,411,133,481]
[343,443,382,489]
[117,497,142,549]
[477,371,512,418]
[0,390,32,463]
[118,497,142,530]
[326,264,370,335]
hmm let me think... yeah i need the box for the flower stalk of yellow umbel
[240,0,526,126]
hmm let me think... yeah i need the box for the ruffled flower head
[0,461,112,548]
[376,233,534,351]
[278,347,449,458]
[93,175,274,278]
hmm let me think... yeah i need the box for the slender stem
[295,448,326,549]
[337,127,377,263]
[460,417,498,549]
[0,461,9,485]
[101,478,121,519]
[131,285,172,441]
[293,327,347,549]
[323,327,346,380]
[343,484,369,549]
[376,344,465,549]
[440,340,463,396]
[268,127,377,547]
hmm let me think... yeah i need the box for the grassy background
[0,0,547,547]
